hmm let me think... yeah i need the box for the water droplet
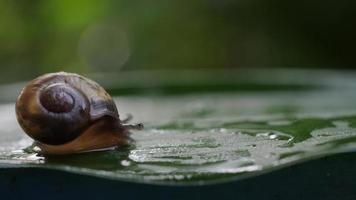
[219,128,227,133]
[120,160,131,167]
[269,134,277,139]
[256,132,271,138]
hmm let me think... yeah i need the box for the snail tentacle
[122,123,144,130]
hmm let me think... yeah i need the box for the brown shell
[16,72,119,145]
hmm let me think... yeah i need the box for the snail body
[16,72,143,155]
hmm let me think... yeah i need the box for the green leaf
[1,69,356,188]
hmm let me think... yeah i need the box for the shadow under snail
[15,72,143,155]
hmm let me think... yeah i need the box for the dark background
[0,0,355,83]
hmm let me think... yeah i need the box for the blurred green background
[0,0,355,83]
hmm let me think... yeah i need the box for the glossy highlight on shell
[15,72,143,155]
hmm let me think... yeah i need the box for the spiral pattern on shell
[16,72,119,145]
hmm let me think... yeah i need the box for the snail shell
[16,72,142,154]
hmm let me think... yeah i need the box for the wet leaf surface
[1,69,356,185]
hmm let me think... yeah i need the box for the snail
[15,72,143,155]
